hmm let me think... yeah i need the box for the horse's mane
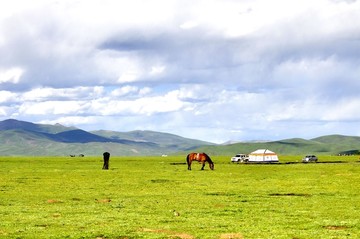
[203,153,213,163]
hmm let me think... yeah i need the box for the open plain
[0,155,359,238]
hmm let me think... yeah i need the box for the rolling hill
[0,119,360,156]
[0,119,213,156]
[191,136,360,156]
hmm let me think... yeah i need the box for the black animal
[102,152,110,170]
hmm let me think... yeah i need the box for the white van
[231,154,249,163]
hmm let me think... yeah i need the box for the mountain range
[0,119,359,156]
[0,119,213,156]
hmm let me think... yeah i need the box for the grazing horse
[186,152,214,170]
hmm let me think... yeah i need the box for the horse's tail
[186,154,192,170]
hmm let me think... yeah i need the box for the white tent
[248,149,279,162]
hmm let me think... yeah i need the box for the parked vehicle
[231,154,249,163]
[302,155,318,163]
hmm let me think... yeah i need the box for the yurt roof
[250,149,277,155]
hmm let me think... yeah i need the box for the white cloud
[179,21,199,30]
[110,86,139,97]
[109,85,151,98]
[20,87,104,101]
[88,90,187,116]
[139,87,152,95]
[19,101,86,115]
[149,65,166,75]
[117,71,140,83]
[0,91,18,103]
[321,98,360,121]
[1,0,360,142]
[0,107,6,116]
[0,67,23,83]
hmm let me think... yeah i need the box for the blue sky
[1,0,360,143]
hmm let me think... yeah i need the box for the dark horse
[186,152,214,170]
[102,152,110,170]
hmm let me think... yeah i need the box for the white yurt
[248,149,279,162]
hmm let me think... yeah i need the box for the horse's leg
[201,162,205,170]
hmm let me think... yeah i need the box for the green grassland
[0,155,359,239]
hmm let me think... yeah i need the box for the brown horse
[186,152,214,170]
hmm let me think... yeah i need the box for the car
[302,155,318,163]
[231,154,249,163]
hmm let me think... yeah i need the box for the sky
[1,0,360,143]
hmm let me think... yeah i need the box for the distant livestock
[102,152,110,170]
[69,154,85,157]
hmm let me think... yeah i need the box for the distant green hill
[92,129,212,150]
[0,119,76,133]
[1,119,360,156]
[190,135,360,156]
[0,119,213,156]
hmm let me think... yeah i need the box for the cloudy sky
[1,0,360,143]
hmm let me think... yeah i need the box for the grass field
[0,155,359,239]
